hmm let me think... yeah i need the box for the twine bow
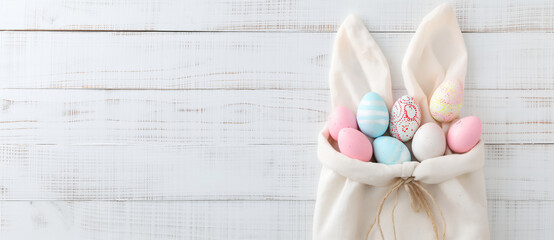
[365,177,446,240]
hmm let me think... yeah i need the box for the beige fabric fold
[329,14,394,113]
[313,3,489,239]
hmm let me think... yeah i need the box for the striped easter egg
[356,92,389,138]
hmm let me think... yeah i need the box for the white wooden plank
[0,143,551,201]
[0,200,552,239]
[0,0,551,32]
[0,144,321,200]
[0,89,554,145]
[0,200,312,240]
[0,89,326,145]
[484,144,554,201]
[459,90,553,144]
[489,200,554,240]
[0,32,552,90]
[0,89,551,145]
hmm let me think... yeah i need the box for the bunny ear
[402,3,467,124]
[329,15,393,113]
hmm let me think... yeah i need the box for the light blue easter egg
[357,92,389,138]
[373,136,411,165]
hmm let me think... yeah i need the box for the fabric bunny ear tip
[417,3,459,30]
[339,14,366,32]
[329,13,393,111]
[429,3,456,18]
[420,2,468,77]
[344,14,360,22]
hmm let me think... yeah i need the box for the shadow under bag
[313,3,490,240]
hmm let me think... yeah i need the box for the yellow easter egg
[429,79,463,122]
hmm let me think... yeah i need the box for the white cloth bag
[313,3,489,240]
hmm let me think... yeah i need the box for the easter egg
[430,79,464,123]
[412,123,446,161]
[373,136,411,165]
[357,92,389,138]
[338,128,373,162]
[447,116,482,153]
[389,95,421,142]
[327,106,357,141]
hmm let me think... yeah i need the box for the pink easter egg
[389,95,421,142]
[338,128,373,162]
[447,116,482,153]
[328,106,357,141]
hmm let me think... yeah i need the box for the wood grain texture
[0,200,552,240]
[488,200,554,240]
[0,32,552,90]
[0,0,552,32]
[484,144,554,201]
[0,144,321,200]
[0,201,313,240]
[0,89,551,145]
[0,144,551,201]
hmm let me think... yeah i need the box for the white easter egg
[389,95,421,142]
[412,123,446,161]
[373,136,411,165]
[429,79,464,123]
[357,92,389,138]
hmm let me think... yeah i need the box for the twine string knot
[365,177,446,240]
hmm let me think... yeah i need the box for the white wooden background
[0,0,552,239]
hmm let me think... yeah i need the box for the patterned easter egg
[373,136,411,165]
[429,79,464,123]
[389,96,421,142]
[357,92,389,138]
